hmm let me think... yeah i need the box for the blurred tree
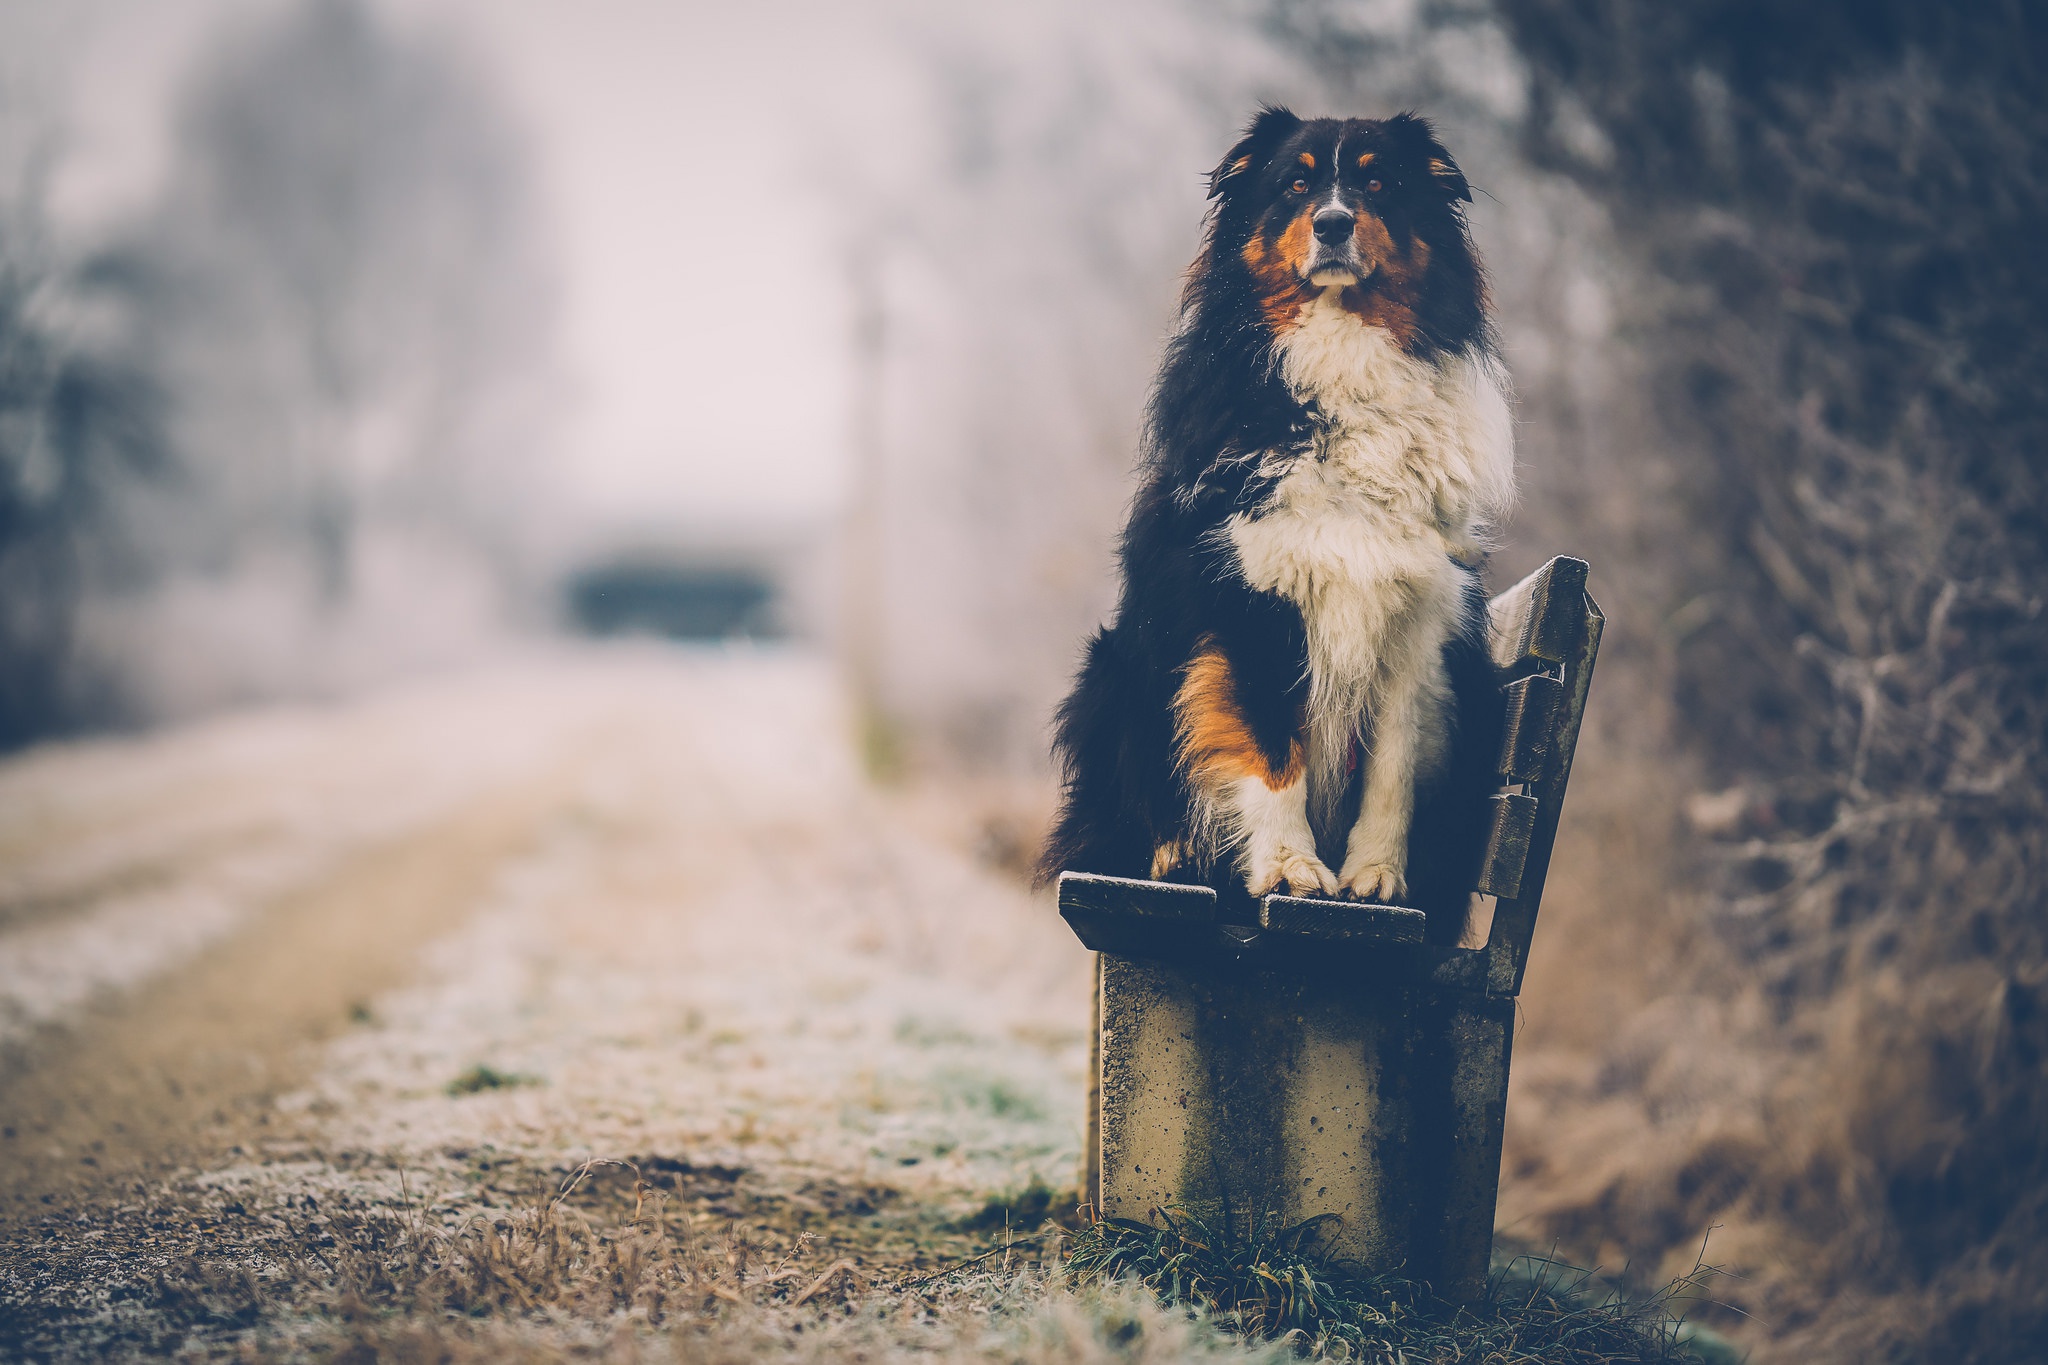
[1,0,556,744]
[0,176,167,747]
[130,0,555,606]
[1499,1,2048,1356]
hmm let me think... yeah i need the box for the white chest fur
[1226,292,1515,805]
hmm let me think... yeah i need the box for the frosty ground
[0,648,1303,1360]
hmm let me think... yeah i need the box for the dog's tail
[1036,625,1154,888]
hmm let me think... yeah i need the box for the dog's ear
[1426,149,1472,203]
[1385,112,1471,203]
[1209,105,1301,200]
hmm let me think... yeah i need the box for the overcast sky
[14,0,942,532]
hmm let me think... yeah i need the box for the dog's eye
[1290,178,1309,194]
[1366,178,1383,194]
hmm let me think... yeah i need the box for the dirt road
[0,649,1231,1361]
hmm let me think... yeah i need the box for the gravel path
[0,649,1230,1361]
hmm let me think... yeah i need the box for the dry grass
[1065,1208,1739,1364]
[1473,6,2048,1358]
[6,1150,1745,1364]
[5,1156,1288,1363]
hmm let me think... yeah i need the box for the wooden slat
[1486,556,1590,671]
[1260,895,1427,944]
[1497,672,1564,781]
[1057,872,1218,956]
[1474,792,1539,899]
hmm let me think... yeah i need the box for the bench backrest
[1474,556,1604,995]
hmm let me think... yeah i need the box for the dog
[1039,108,1513,944]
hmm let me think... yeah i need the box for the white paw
[1339,859,1407,903]
[1246,847,1339,899]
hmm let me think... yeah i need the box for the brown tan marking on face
[1333,211,1432,348]
[1356,152,1376,169]
[1174,643,1304,792]
[1240,208,1318,333]
[1297,151,1316,169]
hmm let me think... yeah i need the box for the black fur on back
[1038,107,1504,944]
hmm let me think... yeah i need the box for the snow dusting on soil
[0,649,1204,1361]
[291,650,1090,1205]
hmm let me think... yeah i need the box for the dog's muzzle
[1307,208,1364,287]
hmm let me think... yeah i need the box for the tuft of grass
[1065,1207,1735,1363]
[444,1064,539,1096]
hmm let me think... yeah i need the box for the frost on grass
[1066,1210,1739,1363]
[0,667,582,1043]
[5,1142,1275,1362]
[0,654,1101,1360]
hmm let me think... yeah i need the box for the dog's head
[1204,107,1485,355]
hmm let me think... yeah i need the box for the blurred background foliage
[1498,3,2048,1357]
[1,0,554,738]
[0,0,2041,1358]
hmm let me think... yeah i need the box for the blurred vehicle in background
[565,556,785,643]
[568,560,778,642]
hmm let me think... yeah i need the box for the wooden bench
[1056,556,1603,1300]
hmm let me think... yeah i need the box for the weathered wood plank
[1486,556,1590,671]
[1057,871,1218,956]
[1497,672,1564,782]
[1260,895,1427,944]
[1475,791,1540,898]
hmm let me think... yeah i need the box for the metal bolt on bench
[1057,556,1603,1301]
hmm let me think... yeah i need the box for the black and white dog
[1040,108,1513,944]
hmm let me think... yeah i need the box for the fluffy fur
[1040,108,1514,943]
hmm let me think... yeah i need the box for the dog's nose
[1312,209,1355,245]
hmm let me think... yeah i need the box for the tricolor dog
[1040,108,1512,944]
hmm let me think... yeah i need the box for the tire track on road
[0,770,571,1227]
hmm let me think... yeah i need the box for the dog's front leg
[1174,641,1336,898]
[1228,770,1335,897]
[1340,633,1451,903]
